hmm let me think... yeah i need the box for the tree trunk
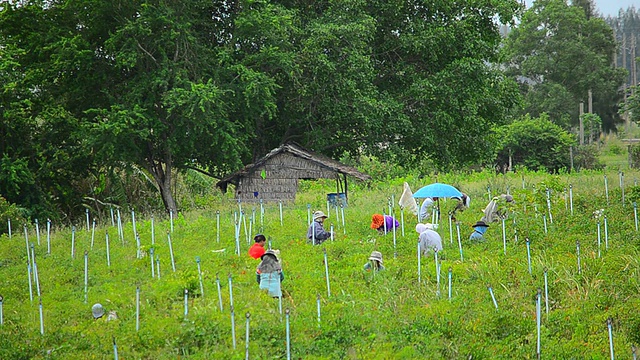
[144,148,178,214]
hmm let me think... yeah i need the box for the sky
[593,0,637,17]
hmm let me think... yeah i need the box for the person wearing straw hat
[256,249,284,298]
[307,211,333,245]
[370,214,399,235]
[363,251,385,271]
[450,192,471,221]
[416,223,443,256]
[248,234,266,259]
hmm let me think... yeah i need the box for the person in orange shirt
[248,234,266,259]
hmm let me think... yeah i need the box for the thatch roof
[216,143,371,192]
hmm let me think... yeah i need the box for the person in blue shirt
[363,251,385,271]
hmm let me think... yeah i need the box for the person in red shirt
[248,234,266,259]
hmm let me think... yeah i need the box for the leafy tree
[503,0,626,133]
[495,113,576,172]
[620,85,640,123]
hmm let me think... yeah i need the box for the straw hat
[92,303,105,319]
[313,211,328,221]
[368,251,383,264]
[261,249,280,262]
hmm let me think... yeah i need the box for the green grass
[2,171,640,359]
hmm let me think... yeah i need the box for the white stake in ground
[242,210,249,244]
[400,207,405,237]
[196,256,204,298]
[307,204,311,225]
[285,309,291,360]
[245,312,251,360]
[546,188,553,223]
[448,267,452,300]
[216,274,223,311]
[544,268,550,315]
[323,248,331,297]
[456,222,464,262]
[167,232,176,272]
[27,261,33,302]
[635,203,639,232]
[7,219,11,239]
[110,207,115,227]
[502,218,507,255]
[39,297,44,335]
[131,209,137,240]
[543,215,548,234]
[86,209,90,232]
[228,273,234,309]
[71,226,76,259]
[116,209,123,245]
[105,231,111,267]
[569,184,574,215]
[526,238,532,275]
[91,219,96,250]
[340,204,346,234]
[596,220,602,258]
[604,174,609,205]
[417,241,422,284]
[0,295,3,324]
[604,215,609,250]
[231,305,237,350]
[330,224,334,242]
[234,221,241,255]
[392,211,397,258]
[170,210,174,233]
[259,200,264,230]
[136,286,141,331]
[448,214,453,244]
[135,233,141,259]
[113,337,119,360]
[84,251,88,303]
[156,258,161,278]
[24,224,31,269]
[316,294,321,326]
[46,219,51,254]
[35,219,40,245]
[576,241,582,274]
[279,201,283,226]
[183,289,188,319]
[434,250,440,297]
[150,248,155,278]
[215,211,220,243]
[620,171,625,205]
[488,284,498,310]
[607,317,615,360]
[536,288,542,359]
[151,215,155,245]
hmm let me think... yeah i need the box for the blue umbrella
[413,183,462,199]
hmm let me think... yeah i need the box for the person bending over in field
[481,194,514,223]
[363,251,385,272]
[416,223,443,256]
[248,234,266,259]
[450,193,471,221]
[256,250,284,298]
[370,214,399,235]
[307,211,333,245]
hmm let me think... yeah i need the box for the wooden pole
[579,102,584,145]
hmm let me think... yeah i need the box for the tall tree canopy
[1,0,523,217]
[503,0,626,132]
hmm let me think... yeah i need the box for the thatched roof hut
[216,143,371,202]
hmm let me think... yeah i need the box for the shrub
[572,145,604,171]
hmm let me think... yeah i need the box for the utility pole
[632,34,637,92]
[588,90,593,144]
[623,33,627,100]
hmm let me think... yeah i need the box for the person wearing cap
[481,194,514,223]
[248,234,267,259]
[370,214,400,235]
[469,220,489,241]
[307,211,333,245]
[256,250,284,298]
[416,223,443,256]
[363,251,385,271]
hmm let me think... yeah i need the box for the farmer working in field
[307,211,333,245]
[419,197,437,222]
[370,213,399,235]
[416,223,443,256]
[449,192,471,221]
[248,234,266,259]
[481,194,514,223]
[363,251,385,272]
[256,249,284,298]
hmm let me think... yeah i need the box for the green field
[2,169,640,359]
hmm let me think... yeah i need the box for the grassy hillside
[2,169,640,359]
